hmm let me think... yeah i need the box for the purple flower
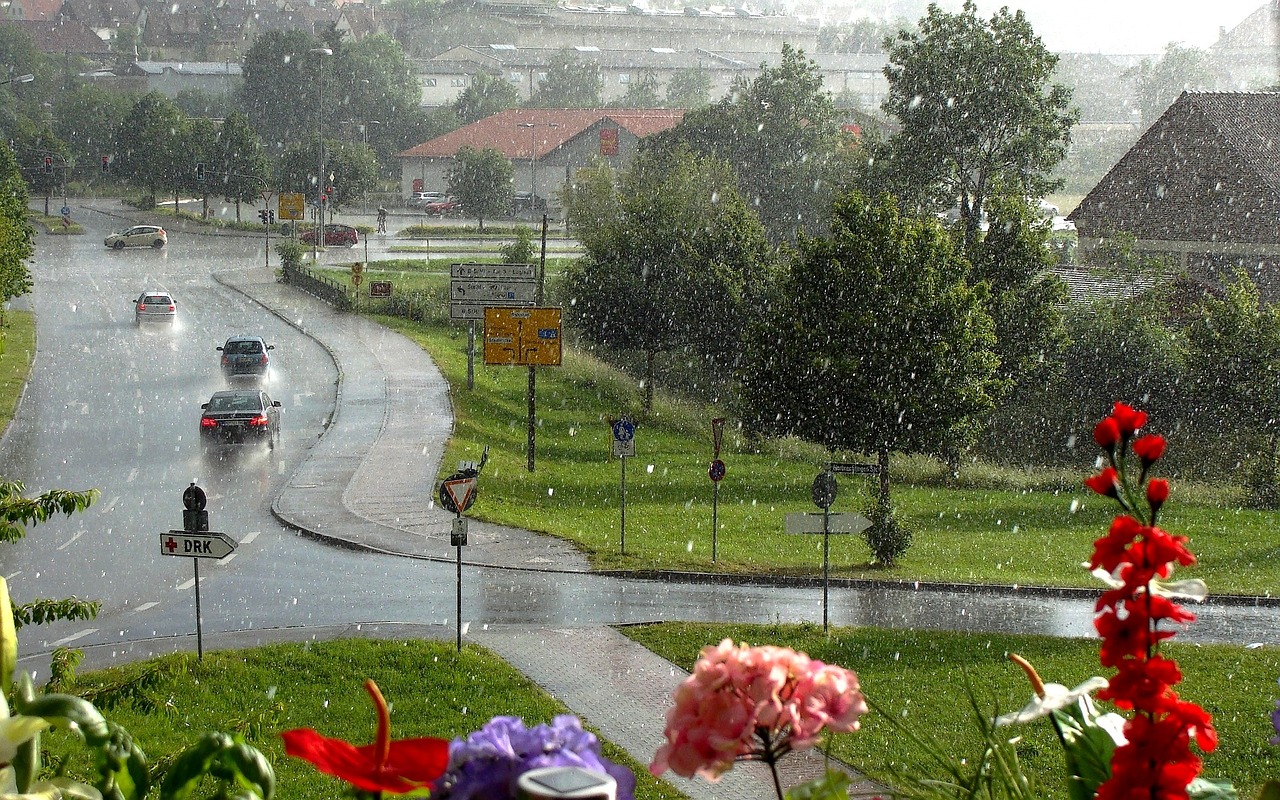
[432,715,635,800]
[1272,679,1280,746]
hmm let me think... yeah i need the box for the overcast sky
[965,0,1266,54]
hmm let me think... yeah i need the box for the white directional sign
[450,262,538,320]
[451,263,536,280]
[784,513,872,535]
[161,531,237,559]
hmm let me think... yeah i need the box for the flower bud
[1133,434,1166,466]
[1085,467,1120,498]
[1110,403,1147,437]
[1094,418,1120,453]
[1147,478,1169,508]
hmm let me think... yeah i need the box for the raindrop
[685,540,693,552]
[548,488,554,496]
[1069,499,1080,513]
[267,686,277,699]
[646,464,655,473]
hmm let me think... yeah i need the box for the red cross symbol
[164,536,178,553]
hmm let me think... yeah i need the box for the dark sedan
[199,389,282,449]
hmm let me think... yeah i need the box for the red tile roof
[397,107,684,159]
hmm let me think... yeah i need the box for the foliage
[328,33,425,166]
[618,70,661,107]
[0,145,34,325]
[562,158,623,249]
[649,44,846,243]
[238,30,329,150]
[1123,43,1216,127]
[882,0,1077,253]
[447,145,514,232]
[500,226,536,264]
[564,146,774,414]
[453,71,520,124]
[214,111,269,211]
[663,68,712,109]
[738,191,999,506]
[862,497,912,567]
[275,240,305,272]
[113,92,186,199]
[53,85,134,176]
[529,50,603,108]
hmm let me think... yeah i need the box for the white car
[134,292,175,323]
[105,225,167,249]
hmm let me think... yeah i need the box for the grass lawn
[621,621,1280,798]
[0,311,35,431]
[47,639,683,800]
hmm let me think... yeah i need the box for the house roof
[129,60,242,76]
[0,18,111,54]
[1069,91,1280,244]
[396,107,684,160]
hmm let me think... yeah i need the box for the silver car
[105,225,167,249]
[134,292,175,323]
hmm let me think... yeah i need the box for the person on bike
[376,206,388,233]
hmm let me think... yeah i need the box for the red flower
[1085,467,1120,498]
[1094,417,1121,451]
[1133,434,1167,466]
[1147,478,1169,508]
[1110,402,1147,437]
[282,680,449,795]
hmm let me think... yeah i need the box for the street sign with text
[483,307,562,366]
[161,531,236,559]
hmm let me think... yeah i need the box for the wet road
[6,204,1279,660]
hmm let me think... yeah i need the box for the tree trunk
[643,349,655,416]
[235,199,241,223]
[877,446,891,508]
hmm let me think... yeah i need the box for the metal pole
[456,517,463,653]
[527,366,536,472]
[194,558,203,660]
[467,320,475,390]
[712,481,718,563]
[620,456,626,555]
[822,505,830,633]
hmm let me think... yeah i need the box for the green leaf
[784,769,851,800]
[160,732,273,800]
[1254,779,1280,800]
[1186,776,1239,799]
[1051,702,1117,799]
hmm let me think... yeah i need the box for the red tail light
[167,304,175,312]
[249,415,270,427]
[137,304,146,312]
[260,354,268,365]
[200,417,218,428]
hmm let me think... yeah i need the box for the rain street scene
[0,0,1279,798]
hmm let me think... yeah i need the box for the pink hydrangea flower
[650,639,867,785]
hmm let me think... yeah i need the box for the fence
[280,262,351,309]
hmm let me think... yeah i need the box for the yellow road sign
[278,193,306,221]
[483,307,562,366]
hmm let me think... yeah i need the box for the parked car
[218,335,274,379]
[408,191,447,210]
[512,192,547,213]
[423,197,462,216]
[300,223,359,247]
[105,225,166,249]
[133,291,175,323]
[199,389,281,449]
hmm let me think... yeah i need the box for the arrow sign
[161,531,237,559]
[784,513,872,535]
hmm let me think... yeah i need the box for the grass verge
[50,639,683,800]
[0,311,35,431]
[620,621,1280,799]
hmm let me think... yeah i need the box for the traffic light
[101,155,109,173]
[42,156,52,174]
[195,162,205,182]
[268,210,275,224]
[258,209,269,223]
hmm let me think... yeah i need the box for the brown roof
[397,107,684,159]
[1,19,111,54]
[1069,91,1280,245]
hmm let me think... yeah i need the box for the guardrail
[280,262,350,308]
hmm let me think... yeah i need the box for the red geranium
[282,680,449,796]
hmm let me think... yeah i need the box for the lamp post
[310,47,333,262]
[516,121,558,212]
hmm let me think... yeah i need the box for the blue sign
[611,420,635,442]
[60,206,71,217]
[538,328,559,339]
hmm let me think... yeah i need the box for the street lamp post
[517,122,558,213]
[310,47,333,262]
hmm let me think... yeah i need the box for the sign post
[783,473,871,631]
[439,451,485,652]
[709,418,726,562]
[611,420,635,555]
[163,483,238,659]
[449,263,537,393]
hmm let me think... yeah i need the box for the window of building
[510,72,522,83]
[618,73,630,84]
[451,77,465,87]
[423,78,437,87]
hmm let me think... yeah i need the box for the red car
[423,198,462,216]
[301,223,359,247]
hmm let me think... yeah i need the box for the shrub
[862,498,912,566]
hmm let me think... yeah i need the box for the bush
[501,226,536,264]
[276,240,304,271]
[862,498,912,566]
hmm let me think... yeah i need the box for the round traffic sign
[59,206,71,217]
[811,471,837,509]
[182,483,207,511]
[709,459,726,482]
[611,420,635,442]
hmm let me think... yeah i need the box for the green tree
[0,480,100,629]
[174,88,230,119]
[324,139,380,210]
[664,67,712,109]
[529,50,602,108]
[0,144,34,323]
[649,45,845,243]
[214,111,269,222]
[562,158,622,250]
[1123,42,1216,126]
[738,191,998,513]
[52,85,133,174]
[447,145,513,232]
[565,147,774,414]
[330,34,423,168]
[239,29,327,152]
[453,71,520,124]
[113,92,186,205]
[618,70,660,107]
[882,0,1077,253]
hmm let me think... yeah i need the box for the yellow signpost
[277,193,306,221]
[483,307,562,366]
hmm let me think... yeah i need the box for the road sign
[352,273,363,286]
[59,205,70,217]
[450,263,536,280]
[441,477,477,514]
[612,420,635,442]
[483,307,562,366]
[161,531,237,559]
[709,459,726,482]
[351,262,364,275]
[612,438,635,458]
[811,472,838,509]
[829,462,878,475]
[452,280,537,303]
[369,281,392,298]
[278,193,306,221]
[784,513,871,535]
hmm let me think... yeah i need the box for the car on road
[300,223,359,247]
[133,291,175,323]
[105,225,167,249]
[512,192,547,214]
[408,191,446,210]
[423,197,462,216]
[218,335,274,379]
[199,389,281,449]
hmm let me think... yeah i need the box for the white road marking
[240,531,260,545]
[132,602,159,613]
[57,531,84,551]
[49,629,97,647]
[217,553,236,565]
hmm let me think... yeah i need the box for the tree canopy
[453,71,520,124]
[881,0,1076,252]
[1123,43,1216,126]
[529,51,603,108]
[447,146,513,231]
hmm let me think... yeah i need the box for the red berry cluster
[1085,403,1217,799]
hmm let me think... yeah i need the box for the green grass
[47,639,682,800]
[0,311,35,431]
[620,621,1280,798]
[349,312,1280,596]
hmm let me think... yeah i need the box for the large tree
[239,29,328,152]
[529,50,603,108]
[664,67,711,109]
[52,84,133,174]
[328,33,423,165]
[446,145,513,232]
[1123,43,1216,126]
[453,71,520,124]
[565,147,774,413]
[882,0,1076,253]
[0,144,34,320]
[739,191,998,508]
[214,111,269,221]
[648,45,847,243]
[113,92,186,204]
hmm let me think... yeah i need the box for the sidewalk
[210,263,884,799]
